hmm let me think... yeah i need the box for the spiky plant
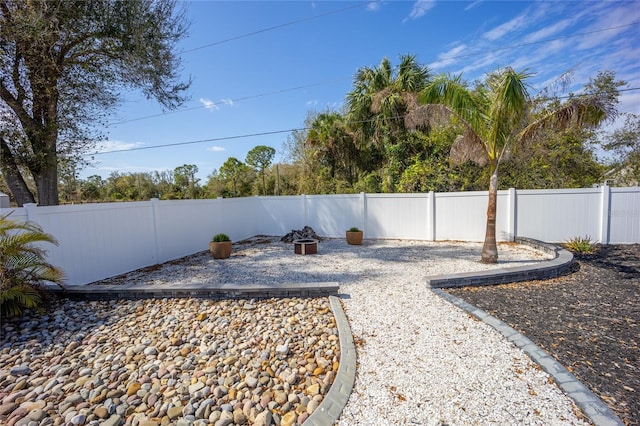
[0,214,64,318]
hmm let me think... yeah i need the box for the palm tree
[306,112,359,186]
[346,54,431,190]
[1,214,65,318]
[415,67,616,263]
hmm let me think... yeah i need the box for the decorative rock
[9,365,31,376]
[253,409,273,426]
[0,402,18,415]
[281,412,297,426]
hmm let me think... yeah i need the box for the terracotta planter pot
[346,230,363,245]
[209,241,232,259]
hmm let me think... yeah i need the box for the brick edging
[305,295,356,426]
[432,289,623,426]
[427,237,574,289]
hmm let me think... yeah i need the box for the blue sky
[86,0,640,182]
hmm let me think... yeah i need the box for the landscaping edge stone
[427,237,575,288]
[304,295,357,426]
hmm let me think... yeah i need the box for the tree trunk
[33,138,60,206]
[481,169,499,263]
[0,138,36,206]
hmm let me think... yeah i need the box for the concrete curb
[305,295,357,426]
[427,237,574,288]
[432,289,623,426]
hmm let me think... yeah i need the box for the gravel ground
[1,237,591,425]
[448,244,639,426]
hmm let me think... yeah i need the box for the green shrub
[348,227,361,232]
[212,233,231,242]
[564,235,595,253]
[1,214,65,318]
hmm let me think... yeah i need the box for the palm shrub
[0,214,65,318]
[564,236,595,254]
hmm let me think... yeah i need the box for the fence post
[428,191,436,241]
[360,192,366,232]
[150,198,161,264]
[600,184,611,244]
[302,194,308,226]
[24,203,38,224]
[507,188,516,241]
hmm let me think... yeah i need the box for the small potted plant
[210,233,232,259]
[346,227,364,245]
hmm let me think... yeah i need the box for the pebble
[0,297,337,425]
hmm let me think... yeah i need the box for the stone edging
[427,237,574,288]
[431,289,623,426]
[305,295,357,426]
[52,282,340,300]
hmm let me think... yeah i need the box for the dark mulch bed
[447,244,639,426]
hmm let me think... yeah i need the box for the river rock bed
[0,297,339,426]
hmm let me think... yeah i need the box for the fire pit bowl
[293,239,318,255]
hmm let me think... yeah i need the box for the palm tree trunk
[481,169,499,263]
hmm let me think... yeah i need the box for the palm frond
[519,94,613,142]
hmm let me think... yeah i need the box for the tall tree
[0,0,190,206]
[306,112,359,186]
[246,145,276,196]
[415,67,618,263]
[173,164,200,199]
[604,113,640,186]
[219,157,253,197]
[346,54,431,191]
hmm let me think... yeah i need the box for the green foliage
[348,227,361,232]
[0,0,190,206]
[564,236,595,253]
[0,215,64,318]
[246,145,276,195]
[212,233,231,242]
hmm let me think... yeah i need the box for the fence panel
[434,191,511,242]
[609,187,640,243]
[365,194,429,239]
[305,194,362,238]
[515,188,602,243]
[29,202,157,285]
[253,196,305,236]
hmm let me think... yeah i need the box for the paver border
[305,295,356,426]
[427,237,575,288]
[429,237,624,426]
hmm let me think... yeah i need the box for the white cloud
[465,1,483,12]
[523,19,573,43]
[366,1,381,12]
[429,44,467,70]
[207,146,226,152]
[306,100,318,107]
[483,14,528,41]
[95,140,143,153]
[200,97,220,111]
[405,0,436,21]
[221,99,234,107]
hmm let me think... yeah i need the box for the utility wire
[91,86,640,157]
[108,20,640,126]
[109,78,349,125]
[181,2,370,54]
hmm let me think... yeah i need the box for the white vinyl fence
[1,186,638,286]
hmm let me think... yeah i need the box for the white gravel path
[99,236,591,425]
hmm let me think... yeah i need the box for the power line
[90,86,640,157]
[181,2,371,54]
[109,78,349,125]
[108,20,640,126]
